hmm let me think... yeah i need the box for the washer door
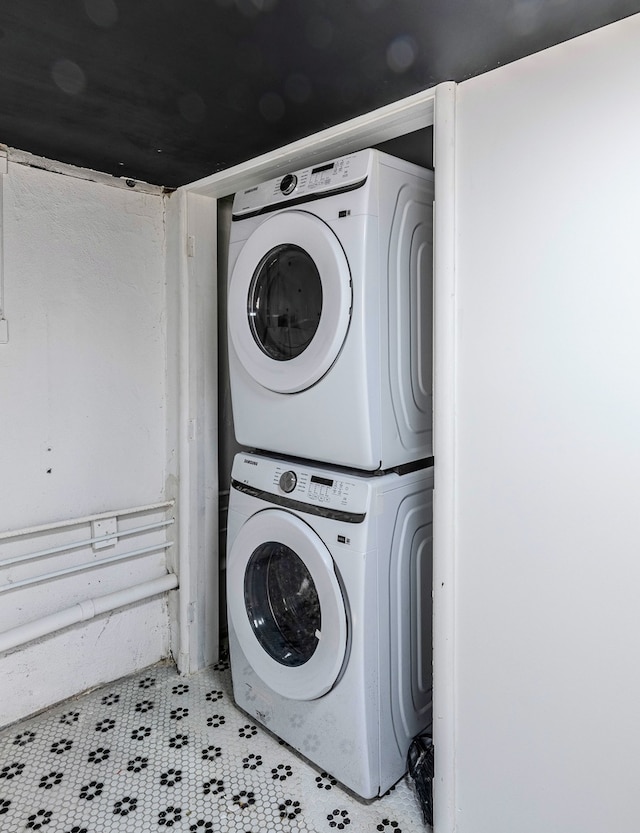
[228,210,352,393]
[227,509,348,700]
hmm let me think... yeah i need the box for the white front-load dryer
[226,451,434,799]
[227,149,434,471]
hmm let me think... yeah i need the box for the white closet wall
[452,14,640,833]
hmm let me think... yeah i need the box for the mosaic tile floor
[0,658,429,832]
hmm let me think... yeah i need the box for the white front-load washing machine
[226,451,434,799]
[227,148,434,471]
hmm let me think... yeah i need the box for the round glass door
[244,542,321,667]
[227,509,348,701]
[248,244,323,361]
[228,210,352,394]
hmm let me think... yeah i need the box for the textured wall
[1,164,166,526]
[0,161,171,725]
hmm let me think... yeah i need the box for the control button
[279,470,297,493]
[280,174,297,195]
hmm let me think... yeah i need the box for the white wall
[0,160,172,725]
[1,164,167,524]
[452,14,640,832]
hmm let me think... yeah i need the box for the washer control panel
[232,149,373,217]
[232,453,370,514]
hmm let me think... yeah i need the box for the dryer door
[228,210,352,393]
[227,509,348,700]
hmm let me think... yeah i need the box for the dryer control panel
[231,452,371,515]
[232,149,374,217]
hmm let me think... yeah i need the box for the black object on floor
[407,732,434,827]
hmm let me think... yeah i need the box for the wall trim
[186,85,438,200]
[7,147,164,194]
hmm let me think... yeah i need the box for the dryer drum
[228,209,352,394]
[248,244,323,362]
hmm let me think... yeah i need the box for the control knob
[279,470,297,493]
[280,174,297,195]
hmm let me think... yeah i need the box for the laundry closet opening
[216,126,434,642]
[179,82,455,809]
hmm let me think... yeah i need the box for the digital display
[311,162,334,175]
[310,475,333,487]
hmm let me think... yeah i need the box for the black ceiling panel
[1,0,638,188]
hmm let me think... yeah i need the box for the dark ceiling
[1,0,639,189]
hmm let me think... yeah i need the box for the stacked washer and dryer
[225,149,435,799]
